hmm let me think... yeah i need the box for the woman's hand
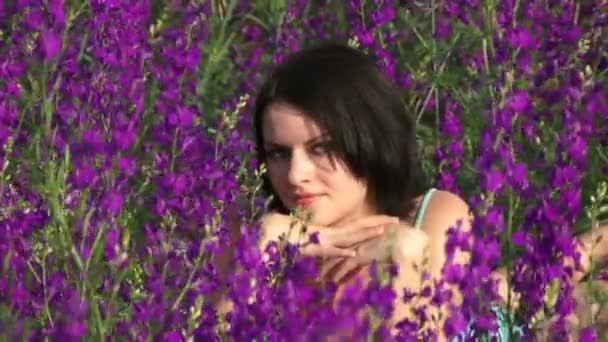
[260,212,400,258]
[323,223,430,283]
[322,222,431,328]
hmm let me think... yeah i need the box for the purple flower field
[0,0,607,340]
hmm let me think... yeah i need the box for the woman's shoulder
[418,189,472,235]
[259,211,293,226]
[415,189,473,272]
[427,189,470,210]
[258,212,302,245]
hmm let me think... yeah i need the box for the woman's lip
[295,195,321,206]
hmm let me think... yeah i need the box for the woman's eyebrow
[264,135,329,148]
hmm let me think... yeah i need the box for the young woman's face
[262,101,374,227]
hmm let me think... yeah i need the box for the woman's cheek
[267,169,287,200]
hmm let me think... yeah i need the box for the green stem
[169,127,180,172]
[83,223,108,296]
[172,234,226,311]
[91,294,106,339]
[505,191,519,339]
[41,252,54,328]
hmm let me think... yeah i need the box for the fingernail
[377,226,385,234]
[349,251,357,257]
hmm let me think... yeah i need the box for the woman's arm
[492,220,608,309]
[463,217,608,339]
[419,191,608,303]
[211,208,396,310]
[209,208,299,313]
[409,191,472,340]
[571,220,608,279]
[388,226,431,325]
[206,202,245,314]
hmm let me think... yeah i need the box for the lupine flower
[41,29,62,61]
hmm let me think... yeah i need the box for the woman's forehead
[262,102,325,144]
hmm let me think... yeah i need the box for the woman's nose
[287,150,314,186]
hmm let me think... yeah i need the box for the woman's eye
[266,149,289,160]
[310,142,330,155]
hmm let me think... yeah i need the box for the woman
[222,41,606,339]
[251,40,481,338]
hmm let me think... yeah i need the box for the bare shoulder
[258,212,300,244]
[419,190,472,236]
[418,189,473,269]
[259,212,295,230]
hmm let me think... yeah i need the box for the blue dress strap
[414,188,436,230]
[451,304,524,341]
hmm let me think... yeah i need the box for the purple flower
[163,331,183,342]
[579,327,597,342]
[483,168,505,193]
[176,105,194,128]
[104,226,120,260]
[118,156,136,176]
[25,7,44,29]
[112,126,136,151]
[71,165,95,188]
[309,231,320,244]
[41,29,62,61]
[0,0,604,339]
[102,191,123,216]
[370,6,395,26]
[366,282,396,319]
[511,231,528,247]
[443,306,468,337]
[435,18,453,39]
[506,24,537,50]
[48,0,66,26]
[507,90,531,113]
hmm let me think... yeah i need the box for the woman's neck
[328,194,426,228]
[327,202,378,228]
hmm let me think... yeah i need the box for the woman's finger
[321,257,345,278]
[331,225,385,248]
[302,244,357,258]
[354,236,391,263]
[314,216,398,247]
[336,215,399,232]
[311,215,398,238]
[332,258,361,283]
